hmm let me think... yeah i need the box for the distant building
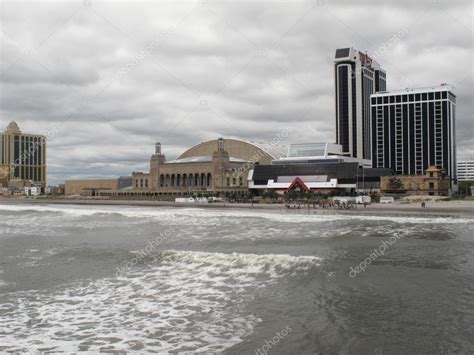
[25,185,42,196]
[457,161,474,181]
[0,121,47,188]
[272,142,372,167]
[45,184,65,195]
[371,84,457,189]
[117,176,133,189]
[64,179,118,196]
[334,47,386,160]
[380,165,450,196]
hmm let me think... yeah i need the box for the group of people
[284,199,358,210]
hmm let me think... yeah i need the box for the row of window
[135,179,148,188]
[226,176,243,187]
[160,173,212,188]
[372,91,451,105]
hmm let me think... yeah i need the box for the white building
[272,142,372,167]
[457,161,474,181]
[24,186,42,196]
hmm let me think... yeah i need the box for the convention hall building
[98,138,284,197]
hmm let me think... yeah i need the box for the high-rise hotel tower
[0,121,47,187]
[334,48,386,161]
[371,85,457,185]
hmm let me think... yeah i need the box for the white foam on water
[0,250,320,352]
[0,203,470,225]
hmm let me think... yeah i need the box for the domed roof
[177,138,286,165]
[6,121,21,133]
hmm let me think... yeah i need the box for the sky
[0,0,472,185]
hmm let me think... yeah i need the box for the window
[233,177,236,185]
[429,182,434,189]
[409,94,414,102]
[422,93,427,101]
[429,93,434,100]
[226,177,230,186]
[145,180,148,188]
[429,172,433,178]
[135,180,139,188]
[239,177,243,186]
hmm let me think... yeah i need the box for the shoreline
[0,197,473,218]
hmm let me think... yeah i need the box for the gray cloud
[0,0,472,185]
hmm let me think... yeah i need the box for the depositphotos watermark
[351,28,408,79]
[255,326,292,355]
[115,226,174,277]
[233,128,291,179]
[349,232,402,278]
[0,126,59,179]
[116,28,176,79]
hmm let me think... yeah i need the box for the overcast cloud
[0,0,472,185]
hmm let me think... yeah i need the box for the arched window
[171,174,175,187]
[189,174,194,187]
[165,174,170,187]
[182,174,187,186]
[201,173,206,186]
[177,174,181,186]
[160,175,164,187]
[194,174,199,186]
[207,173,212,187]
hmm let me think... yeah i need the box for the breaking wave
[0,250,320,352]
[0,203,470,225]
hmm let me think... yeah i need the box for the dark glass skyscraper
[334,48,386,161]
[370,85,457,185]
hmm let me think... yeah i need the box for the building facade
[371,85,457,188]
[380,166,450,196]
[249,162,393,194]
[457,161,474,181]
[65,179,119,196]
[335,48,386,160]
[99,138,279,198]
[0,121,47,188]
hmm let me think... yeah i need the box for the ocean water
[0,203,473,353]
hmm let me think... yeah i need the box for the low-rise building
[249,162,393,194]
[64,179,118,196]
[380,165,450,196]
[25,185,42,196]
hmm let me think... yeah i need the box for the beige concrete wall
[132,172,150,191]
[65,179,118,195]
